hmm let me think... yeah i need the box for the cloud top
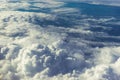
[0,1,120,80]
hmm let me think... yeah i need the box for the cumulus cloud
[0,0,120,80]
[0,2,30,11]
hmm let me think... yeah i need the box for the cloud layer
[0,1,120,80]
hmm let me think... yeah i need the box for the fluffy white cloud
[0,0,65,11]
[0,1,120,80]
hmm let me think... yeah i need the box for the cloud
[0,0,65,11]
[52,8,79,14]
[0,2,30,11]
[0,1,120,80]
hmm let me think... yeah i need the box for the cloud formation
[0,1,120,80]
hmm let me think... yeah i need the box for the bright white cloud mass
[0,0,120,80]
